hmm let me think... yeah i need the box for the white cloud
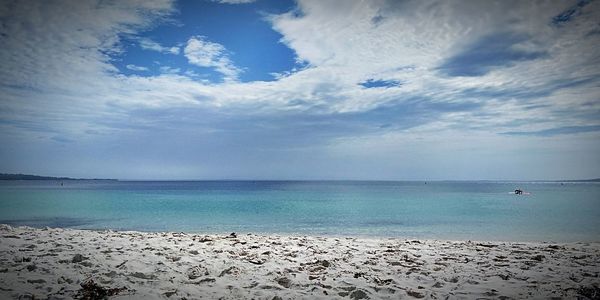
[0,0,177,138]
[126,64,149,71]
[263,0,600,127]
[138,38,180,54]
[184,36,241,81]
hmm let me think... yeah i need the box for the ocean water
[0,180,598,242]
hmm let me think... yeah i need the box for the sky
[0,0,599,180]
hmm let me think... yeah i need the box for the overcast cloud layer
[0,0,599,180]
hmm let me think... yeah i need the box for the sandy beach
[0,224,599,299]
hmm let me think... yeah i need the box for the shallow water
[0,180,598,241]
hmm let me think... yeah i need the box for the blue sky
[0,0,599,180]
[114,0,299,82]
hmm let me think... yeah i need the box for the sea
[0,180,598,242]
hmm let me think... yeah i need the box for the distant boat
[509,189,531,195]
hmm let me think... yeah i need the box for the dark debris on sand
[577,285,600,300]
[76,280,129,300]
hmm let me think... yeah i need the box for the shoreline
[2,223,596,244]
[1,225,599,299]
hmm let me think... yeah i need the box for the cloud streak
[138,38,180,54]
[501,125,600,137]
[126,64,149,71]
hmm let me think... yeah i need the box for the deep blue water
[0,180,599,242]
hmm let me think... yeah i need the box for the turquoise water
[0,180,599,242]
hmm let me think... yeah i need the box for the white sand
[1,224,599,299]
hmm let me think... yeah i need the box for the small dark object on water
[227,232,237,239]
[514,189,523,195]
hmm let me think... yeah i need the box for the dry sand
[1,224,599,299]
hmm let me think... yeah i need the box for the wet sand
[1,224,599,299]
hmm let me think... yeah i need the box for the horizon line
[2,173,599,183]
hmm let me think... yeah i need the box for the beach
[1,225,599,299]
